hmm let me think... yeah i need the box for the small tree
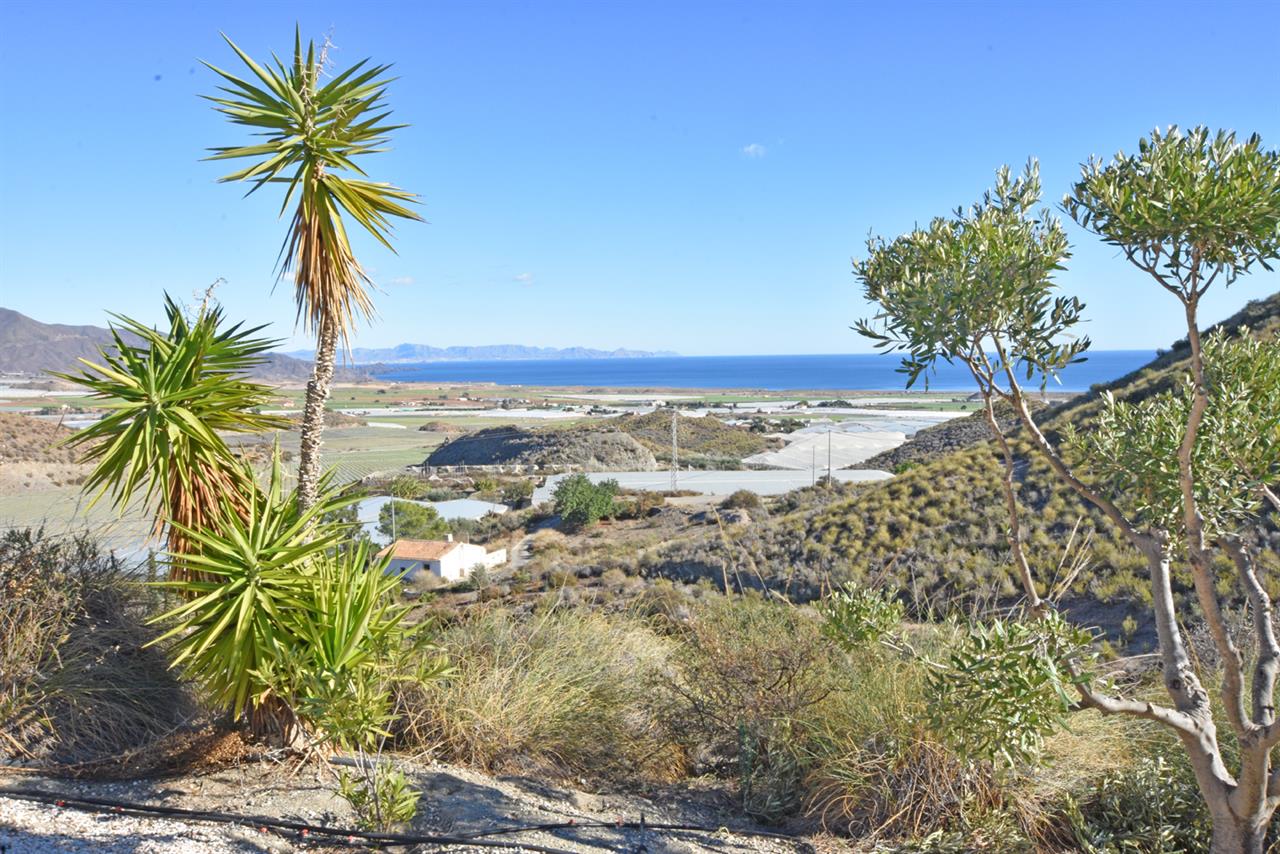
[856,128,1280,852]
[855,160,1084,619]
[553,474,618,530]
[378,500,449,541]
[1058,127,1280,853]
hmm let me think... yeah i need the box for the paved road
[533,468,890,503]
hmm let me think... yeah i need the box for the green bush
[1067,754,1212,853]
[926,612,1100,768]
[378,499,449,541]
[818,584,904,650]
[553,474,619,530]
[720,489,763,511]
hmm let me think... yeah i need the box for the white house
[378,536,507,583]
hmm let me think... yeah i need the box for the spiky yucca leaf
[55,296,289,568]
[205,29,422,340]
[148,457,350,719]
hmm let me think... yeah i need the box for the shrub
[553,474,619,530]
[152,467,421,743]
[0,529,191,766]
[612,490,665,519]
[818,584,905,650]
[529,529,568,554]
[396,608,681,781]
[662,597,833,821]
[925,612,1101,768]
[337,763,421,832]
[721,489,763,511]
[1066,753,1213,853]
[388,475,429,500]
[500,478,535,507]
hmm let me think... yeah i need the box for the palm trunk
[297,318,337,511]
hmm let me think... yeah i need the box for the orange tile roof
[377,539,461,562]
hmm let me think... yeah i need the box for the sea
[370,350,1156,392]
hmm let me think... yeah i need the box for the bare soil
[1,748,830,853]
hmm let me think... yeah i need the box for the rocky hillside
[0,309,139,376]
[858,399,1045,472]
[0,412,77,464]
[426,425,658,470]
[642,291,1280,640]
[614,411,779,466]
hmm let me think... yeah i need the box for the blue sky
[2,0,1278,355]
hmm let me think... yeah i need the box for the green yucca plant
[147,456,355,739]
[205,29,422,510]
[55,296,288,576]
[149,457,428,742]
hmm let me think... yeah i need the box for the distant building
[377,536,507,583]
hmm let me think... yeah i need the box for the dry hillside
[642,292,1280,643]
[615,410,780,466]
[426,424,659,470]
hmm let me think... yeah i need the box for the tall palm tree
[205,30,422,509]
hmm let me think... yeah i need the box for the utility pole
[391,497,397,541]
[827,429,832,487]
[670,411,679,492]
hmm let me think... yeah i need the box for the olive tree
[857,129,1280,853]
[1058,127,1280,853]
[854,160,1085,618]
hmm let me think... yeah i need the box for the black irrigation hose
[0,787,813,852]
[0,787,570,853]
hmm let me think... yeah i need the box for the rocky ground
[426,425,659,471]
[0,757,824,853]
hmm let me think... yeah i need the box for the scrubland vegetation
[616,409,781,467]
[4,543,1235,849]
[0,23,1277,852]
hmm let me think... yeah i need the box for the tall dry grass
[0,529,193,767]
[394,606,683,781]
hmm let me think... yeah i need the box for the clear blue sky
[2,0,1278,355]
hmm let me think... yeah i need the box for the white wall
[388,545,508,583]
[386,558,428,580]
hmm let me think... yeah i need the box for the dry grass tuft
[394,606,683,782]
[0,528,195,767]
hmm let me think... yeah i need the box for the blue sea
[370,350,1156,392]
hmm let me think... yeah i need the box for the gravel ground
[0,759,820,854]
[0,793,295,853]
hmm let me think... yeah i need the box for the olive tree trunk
[296,318,337,511]
[1208,808,1268,854]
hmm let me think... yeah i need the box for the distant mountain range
[0,308,367,382]
[283,343,679,364]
